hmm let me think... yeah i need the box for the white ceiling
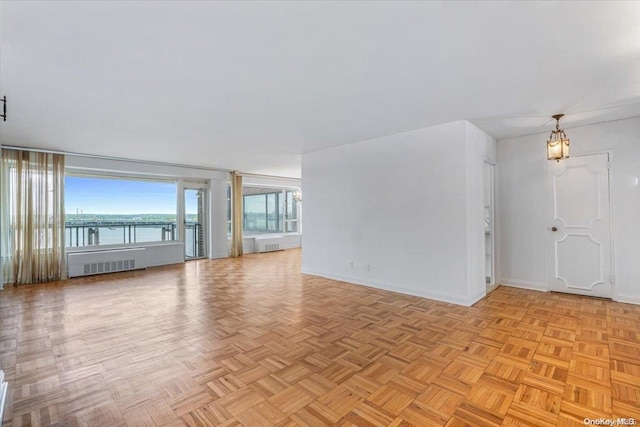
[1,1,639,178]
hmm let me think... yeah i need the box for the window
[284,190,299,232]
[65,175,177,247]
[242,186,299,235]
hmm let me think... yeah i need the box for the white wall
[302,120,495,306]
[495,134,548,290]
[210,179,230,259]
[496,117,640,304]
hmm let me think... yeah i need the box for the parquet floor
[1,249,639,426]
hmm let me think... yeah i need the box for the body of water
[65,224,173,247]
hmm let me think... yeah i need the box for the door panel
[555,167,600,227]
[547,154,612,298]
[184,188,207,260]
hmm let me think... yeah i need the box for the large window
[242,186,299,235]
[65,175,177,247]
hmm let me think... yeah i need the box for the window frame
[240,185,300,236]
[64,170,180,249]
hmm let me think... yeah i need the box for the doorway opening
[484,162,497,294]
[184,187,207,260]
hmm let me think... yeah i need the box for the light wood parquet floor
[1,249,639,426]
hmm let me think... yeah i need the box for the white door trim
[181,180,211,260]
[483,161,496,290]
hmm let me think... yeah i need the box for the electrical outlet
[366,264,370,271]
[349,261,354,269]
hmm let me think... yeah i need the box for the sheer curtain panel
[230,171,243,258]
[0,149,66,285]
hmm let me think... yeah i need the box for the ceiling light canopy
[547,114,570,161]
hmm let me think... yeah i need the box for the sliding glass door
[183,187,207,259]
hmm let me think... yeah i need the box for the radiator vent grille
[68,248,146,277]
[254,236,285,253]
[82,259,136,275]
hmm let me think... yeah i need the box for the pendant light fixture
[547,114,570,161]
[293,188,302,203]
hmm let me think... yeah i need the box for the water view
[65,216,203,259]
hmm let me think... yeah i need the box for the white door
[547,153,612,298]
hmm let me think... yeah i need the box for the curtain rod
[1,145,301,181]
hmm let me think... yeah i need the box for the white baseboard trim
[468,287,487,306]
[499,278,548,292]
[301,267,479,306]
[282,243,302,251]
[244,244,301,255]
[209,252,229,259]
[614,293,640,305]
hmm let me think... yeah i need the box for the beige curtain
[230,171,243,257]
[0,149,66,285]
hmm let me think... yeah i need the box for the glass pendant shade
[547,114,570,161]
[547,136,570,161]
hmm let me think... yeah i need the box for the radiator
[67,247,147,277]
[254,236,285,253]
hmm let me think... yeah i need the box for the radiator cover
[67,247,147,277]
[254,236,285,253]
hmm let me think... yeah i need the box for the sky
[65,176,178,215]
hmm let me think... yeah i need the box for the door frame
[180,180,210,260]
[483,159,496,290]
[545,150,616,298]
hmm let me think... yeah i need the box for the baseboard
[281,243,302,251]
[499,278,548,292]
[301,267,478,306]
[209,252,229,259]
[467,287,487,306]
[614,293,640,305]
[246,244,301,255]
